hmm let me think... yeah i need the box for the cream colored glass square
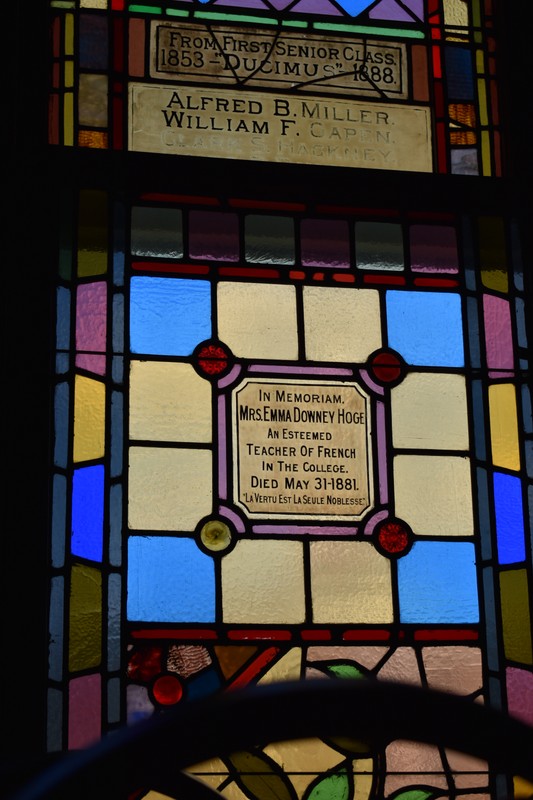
[303,287,382,362]
[129,361,211,442]
[217,282,298,359]
[394,454,474,536]
[310,541,392,623]
[221,539,305,623]
[128,446,212,530]
[391,372,469,449]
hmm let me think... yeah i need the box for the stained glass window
[8,1,532,798]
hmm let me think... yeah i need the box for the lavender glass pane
[356,222,403,271]
[80,15,108,70]
[291,0,343,14]
[189,211,239,262]
[369,0,420,21]
[410,225,459,273]
[483,294,514,371]
[301,219,350,269]
[76,282,107,353]
[494,473,525,564]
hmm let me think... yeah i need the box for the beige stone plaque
[151,22,408,98]
[129,83,433,172]
[232,379,373,519]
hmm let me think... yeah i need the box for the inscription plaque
[151,22,408,98]
[233,379,373,520]
[128,83,433,172]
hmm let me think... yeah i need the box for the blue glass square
[386,290,464,366]
[130,277,211,356]
[398,541,479,623]
[127,537,215,622]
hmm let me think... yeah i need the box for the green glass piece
[68,564,102,672]
[166,8,189,15]
[304,768,350,800]
[194,11,278,25]
[227,751,298,800]
[326,663,366,680]
[282,20,308,27]
[389,791,438,800]
[128,4,162,13]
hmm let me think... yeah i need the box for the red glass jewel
[197,344,229,375]
[127,645,163,681]
[369,350,403,383]
[377,521,411,555]
[152,674,183,706]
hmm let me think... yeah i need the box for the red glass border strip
[228,629,293,641]
[414,629,479,641]
[131,262,210,274]
[131,628,219,639]
[229,199,306,212]
[139,193,220,205]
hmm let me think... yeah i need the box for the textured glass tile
[130,277,211,356]
[78,190,108,277]
[127,537,215,622]
[409,225,459,273]
[355,222,404,271]
[222,540,305,623]
[310,541,393,623]
[245,215,295,264]
[494,473,526,564]
[131,207,183,258]
[391,373,469,449]
[422,646,482,694]
[68,674,101,750]
[79,14,108,69]
[398,542,479,623]
[72,465,104,561]
[73,375,105,463]
[300,219,350,269]
[499,570,533,664]
[217,282,298,359]
[386,290,464,367]
[257,648,301,684]
[76,281,107,375]
[506,667,533,727]
[69,565,102,671]
[303,287,381,362]
[444,47,474,99]
[394,454,474,536]
[478,217,508,292]
[78,74,108,127]
[128,446,212,530]
[488,384,520,471]
[451,148,478,175]
[443,0,469,27]
[483,294,514,372]
[130,361,212,442]
[189,211,239,261]
[369,0,422,21]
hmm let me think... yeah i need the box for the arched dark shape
[9,680,533,800]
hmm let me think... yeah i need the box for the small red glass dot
[197,344,229,375]
[377,521,410,555]
[369,350,402,384]
[152,674,183,706]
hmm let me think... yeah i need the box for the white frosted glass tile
[422,646,482,694]
[394,454,474,536]
[303,287,382,362]
[391,373,469,449]
[128,447,212,530]
[310,541,392,623]
[217,282,298,359]
[129,361,211,442]
[221,540,305,623]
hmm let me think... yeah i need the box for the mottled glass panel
[130,277,211,356]
[394,455,474,536]
[217,282,298,359]
[221,540,306,623]
[73,375,105,462]
[189,211,240,262]
[127,537,216,622]
[303,287,382,362]
[355,222,404,271]
[129,361,212,442]
[79,14,108,69]
[245,215,295,265]
[300,219,350,269]
[128,447,212,530]
[131,207,183,258]
[488,384,520,471]
[493,473,526,564]
[78,190,108,277]
[69,564,102,671]
[409,225,459,273]
[71,465,105,561]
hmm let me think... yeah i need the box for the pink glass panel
[76,282,107,376]
[189,211,239,261]
[483,294,514,374]
[301,219,350,269]
[410,225,459,273]
[68,673,101,749]
[506,666,533,726]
